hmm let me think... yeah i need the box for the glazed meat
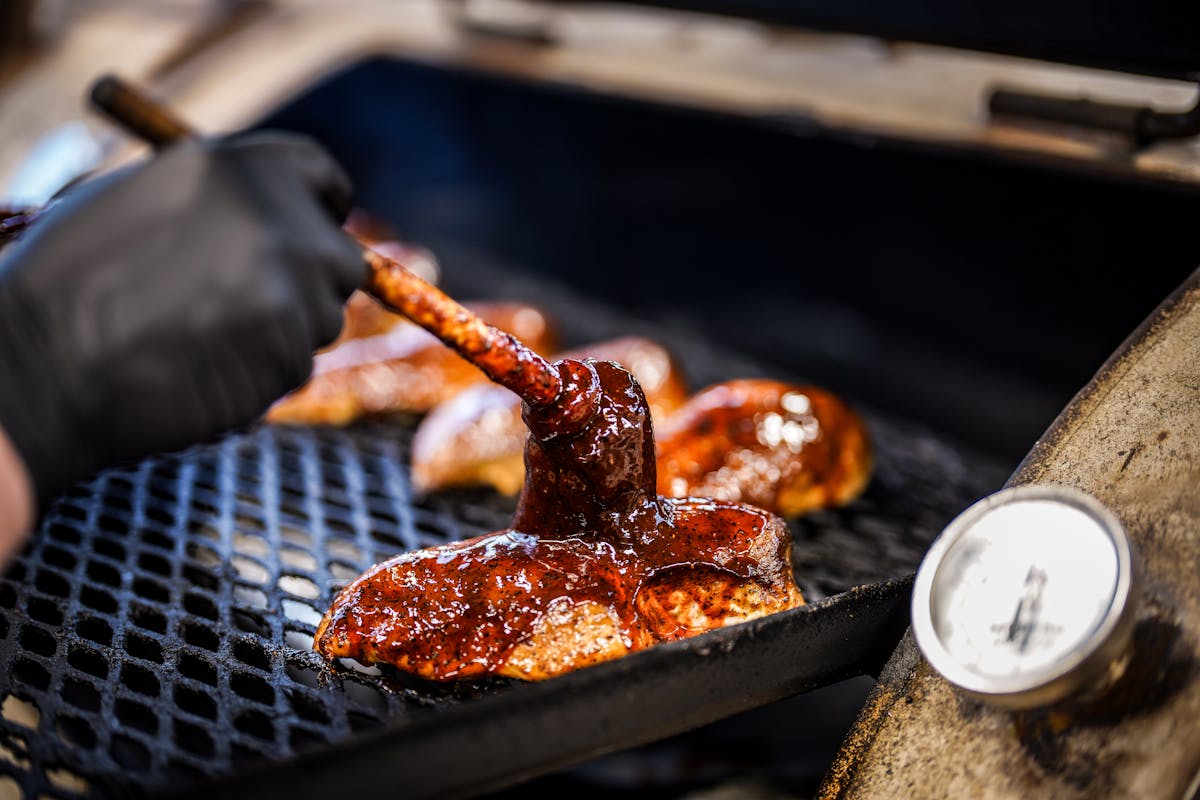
[413,363,871,520]
[266,296,557,425]
[410,337,688,495]
[316,360,802,680]
[655,379,871,517]
[315,499,799,680]
[314,260,805,681]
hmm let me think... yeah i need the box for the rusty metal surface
[819,267,1200,799]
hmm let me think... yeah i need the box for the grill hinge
[988,83,1200,147]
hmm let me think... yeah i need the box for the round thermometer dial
[912,485,1136,709]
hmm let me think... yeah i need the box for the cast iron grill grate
[0,416,1002,798]
[0,280,1009,797]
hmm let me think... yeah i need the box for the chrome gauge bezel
[911,484,1136,709]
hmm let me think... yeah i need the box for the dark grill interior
[0,270,1008,796]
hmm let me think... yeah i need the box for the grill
[0,0,1198,790]
[0,262,1008,797]
[8,0,1200,792]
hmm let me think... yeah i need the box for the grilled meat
[266,297,557,425]
[411,337,687,495]
[655,379,871,517]
[315,498,799,680]
[413,364,870,520]
[316,359,803,681]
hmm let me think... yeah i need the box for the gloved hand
[0,131,364,511]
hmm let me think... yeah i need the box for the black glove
[0,131,364,511]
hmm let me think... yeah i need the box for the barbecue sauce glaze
[410,336,689,496]
[655,379,872,518]
[315,359,802,680]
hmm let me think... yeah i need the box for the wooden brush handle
[364,251,561,404]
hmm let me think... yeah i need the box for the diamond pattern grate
[0,414,1004,798]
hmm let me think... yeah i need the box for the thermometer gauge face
[912,485,1135,709]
